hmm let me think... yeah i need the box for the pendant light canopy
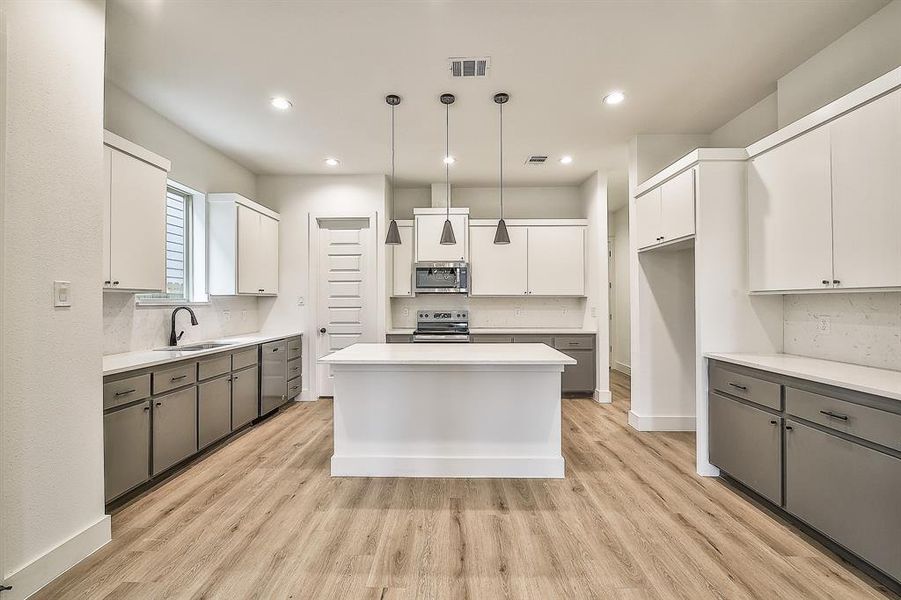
[385,94,402,245]
[493,92,510,244]
[439,93,457,245]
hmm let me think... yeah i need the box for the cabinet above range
[208,193,280,296]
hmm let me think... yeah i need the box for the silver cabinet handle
[171,375,187,381]
[115,389,136,397]
[819,410,849,421]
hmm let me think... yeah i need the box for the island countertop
[320,343,576,366]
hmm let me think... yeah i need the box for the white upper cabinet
[527,225,585,296]
[103,134,169,292]
[209,193,280,296]
[748,127,834,292]
[470,224,528,296]
[391,222,415,296]
[830,90,901,289]
[635,168,695,251]
[415,211,468,262]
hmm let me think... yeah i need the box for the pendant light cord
[391,103,396,219]
[499,102,504,220]
[445,102,450,220]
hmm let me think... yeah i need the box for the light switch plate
[53,280,71,307]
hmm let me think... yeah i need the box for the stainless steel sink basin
[155,342,234,352]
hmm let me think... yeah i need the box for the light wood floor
[36,371,896,599]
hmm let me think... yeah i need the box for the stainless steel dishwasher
[260,339,288,415]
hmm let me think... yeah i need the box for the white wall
[633,134,710,184]
[393,185,584,220]
[610,206,631,374]
[709,92,778,148]
[391,296,587,330]
[256,175,388,399]
[1,2,110,597]
[580,172,610,401]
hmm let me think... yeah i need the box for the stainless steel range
[412,310,470,343]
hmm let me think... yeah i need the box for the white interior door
[316,218,375,397]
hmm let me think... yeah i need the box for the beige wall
[392,185,584,220]
[610,206,631,374]
[709,92,778,148]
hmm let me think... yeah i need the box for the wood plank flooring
[35,370,897,599]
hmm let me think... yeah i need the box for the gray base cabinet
[232,365,259,429]
[104,400,151,501]
[709,392,782,504]
[152,386,198,476]
[199,375,231,449]
[261,339,288,415]
[785,419,901,581]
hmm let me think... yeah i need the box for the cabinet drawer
[554,335,595,350]
[709,392,782,504]
[785,419,901,581]
[152,362,197,395]
[198,354,231,381]
[287,336,302,360]
[386,334,412,343]
[472,334,513,343]
[231,347,258,371]
[103,374,151,410]
[786,387,901,451]
[512,335,554,346]
[287,377,302,399]
[709,365,781,411]
[287,360,302,380]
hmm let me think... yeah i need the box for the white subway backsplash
[391,296,587,330]
[783,292,901,370]
[103,294,260,355]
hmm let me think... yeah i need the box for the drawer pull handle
[728,382,748,391]
[171,375,187,382]
[769,420,778,425]
[143,406,150,412]
[272,348,280,352]
[819,410,849,421]
[291,347,301,351]
[114,389,136,397]
[155,402,162,407]
[785,425,793,431]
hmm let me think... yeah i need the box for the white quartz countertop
[103,331,302,376]
[386,328,596,335]
[320,343,577,366]
[705,352,901,401]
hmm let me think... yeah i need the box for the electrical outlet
[402,307,410,317]
[52,280,71,308]
[561,306,568,317]
[591,307,598,318]
[816,316,831,334]
[297,296,305,306]
[514,306,523,318]
[223,310,231,322]
[242,309,247,321]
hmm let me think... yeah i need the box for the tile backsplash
[391,296,588,330]
[103,294,260,355]
[783,292,901,370]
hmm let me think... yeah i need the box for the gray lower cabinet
[785,419,901,581]
[386,334,412,343]
[231,365,259,429]
[152,386,198,476]
[104,400,151,502]
[261,339,288,415]
[471,334,513,343]
[709,392,782,504]
[198,374,232,449]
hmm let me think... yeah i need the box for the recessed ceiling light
[324,157,340,167]
[560,155,573,165]
[603,91,625,105]
[270,96,293,110]
[443,155,456,165]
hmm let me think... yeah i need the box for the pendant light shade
[493,92,510,244]
[440,93,456,245]
[385,94,402,245]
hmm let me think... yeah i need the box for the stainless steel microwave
[413,261,469,294]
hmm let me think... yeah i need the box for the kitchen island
[319,343,576,478]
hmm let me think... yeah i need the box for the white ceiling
[106,0,886,188]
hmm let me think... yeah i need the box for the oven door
[414,263,468,294]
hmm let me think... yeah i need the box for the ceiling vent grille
[525,155,548,165]
[449,57,490,78]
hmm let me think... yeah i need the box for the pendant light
[384,94,402,245]
[493,92,510,244]
[439,93,457,245]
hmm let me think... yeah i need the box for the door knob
[319,327,327,334]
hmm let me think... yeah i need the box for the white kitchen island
[319,343,576,478]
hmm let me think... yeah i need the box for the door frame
[309,211,381,399]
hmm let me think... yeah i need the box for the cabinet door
[391,224,414,296]
[236,204,261,294]
[661,169,695,242]
[635,188,662,250]
[708,392,782,504]
[748,127,833,291]
[109,149,167,291]
[199,375,231,449]
[152,387,197,476]
[785,420,901,581]
[102,146,112,285]
[470,225,528,296]
[231,365,259,429]
[527,226,585,296]
[831,90,901,289]
[103,400,150,502]
[415,214,468,262]
[559,348,595,393]
[258,214,279,294]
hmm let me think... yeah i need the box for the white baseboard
[613,362,631,376]
[593,389,612,404]
[331,455,564,478]
[697,463,720,477]
[4,515,110,600]
[628,410,696,432]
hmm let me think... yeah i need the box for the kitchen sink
[155,342,235,352]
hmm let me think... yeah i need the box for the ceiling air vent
[449,57,490,78]
[525,155,548,165]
